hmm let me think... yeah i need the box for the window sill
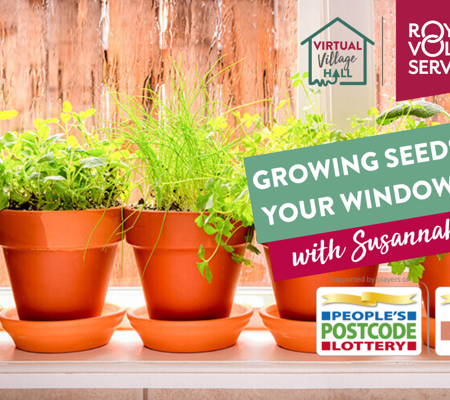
[0,330,449,389]
[0,268,441,390]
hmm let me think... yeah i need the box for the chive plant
[108,61,261,281]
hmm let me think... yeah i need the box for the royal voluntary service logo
[396,0,450,100]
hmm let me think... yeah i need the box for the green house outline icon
[301,17,375,86]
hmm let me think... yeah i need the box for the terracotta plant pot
[263,245,379,321]
[421,254,450,318]
[0,208,122,321]
[124,209,248,320]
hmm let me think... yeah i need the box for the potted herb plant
[109,64,258,321]
[237,73,380,322]
[377,98,450,321]
[253,86,448,323]
[0,103,130,321]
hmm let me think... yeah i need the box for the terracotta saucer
[0,303,126,353]
[128,303,253,353]
[260,304,316,353]
[422,317,435,348]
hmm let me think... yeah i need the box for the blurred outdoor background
[0,0,445,286]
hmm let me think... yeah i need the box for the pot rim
[124,207,250,227]
[124,206,204,216]
[0,206,123,216]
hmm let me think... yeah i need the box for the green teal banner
[244,124,450,244]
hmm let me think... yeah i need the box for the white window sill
[0,330,449,389]
[0,267,443,390]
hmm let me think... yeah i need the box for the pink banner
[396,0,450,101]
[268,211,450,281]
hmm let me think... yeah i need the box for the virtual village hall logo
[301,17,374,87]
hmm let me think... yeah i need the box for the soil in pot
[124,208,249,321]
[263,245,379,321]
[0,208,122,321]
[421,254,450,319]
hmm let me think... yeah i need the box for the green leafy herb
[377,100,450,126]
[373,99,448,282]
[0,103,131,211]
[389,258,425,283]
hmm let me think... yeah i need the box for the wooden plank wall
[8,0,450,287]
[0,0,297,286]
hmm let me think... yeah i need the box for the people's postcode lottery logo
[317,287,422,356]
